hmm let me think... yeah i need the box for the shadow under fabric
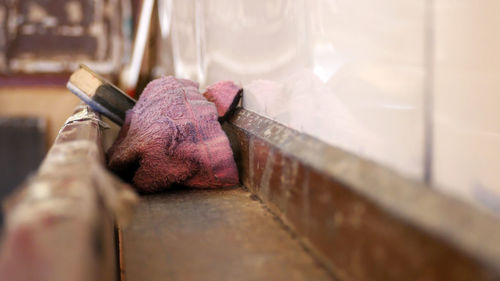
[107,77,241,193]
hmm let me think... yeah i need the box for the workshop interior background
[0,0,500,219]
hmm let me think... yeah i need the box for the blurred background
[0,0,499,217]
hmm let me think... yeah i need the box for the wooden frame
[2,104,499,281]
[0,105,137,281]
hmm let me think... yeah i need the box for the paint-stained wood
[119,187,334,281]
[0,0,125,74]
[0,105,137,281]
[224,108,500,281]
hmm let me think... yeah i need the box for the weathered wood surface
[224,108,500,281]
[0,105,137,281]
[119,187,334,281]
[0,0,126,74]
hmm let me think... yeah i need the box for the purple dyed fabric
[203,80,242,120]
[107,76,239,193]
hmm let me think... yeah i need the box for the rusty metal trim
[224,108,500,281]
[0,105,137,281]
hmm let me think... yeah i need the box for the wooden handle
[67,64,136,125]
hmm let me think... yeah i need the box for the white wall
[433,0,500,212]
[167,0,500,214]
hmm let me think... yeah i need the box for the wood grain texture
[69,66,103,97]
[119,187,334,281]
[223,108,500,281]
[0,105,137,281]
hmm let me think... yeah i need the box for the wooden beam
[224,108,500,281]
[0,105,137,281]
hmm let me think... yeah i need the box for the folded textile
[108,76,241,192]
[203,80,242,121]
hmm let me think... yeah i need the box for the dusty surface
[119,187,333,281]
[224,108,500,281]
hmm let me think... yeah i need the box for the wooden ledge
[224,108,500,281]
[0,105,137,281]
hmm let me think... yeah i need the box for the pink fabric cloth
[107,76,239,193]
[203,80,242,120]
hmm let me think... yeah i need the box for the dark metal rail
[224,108,500,281]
